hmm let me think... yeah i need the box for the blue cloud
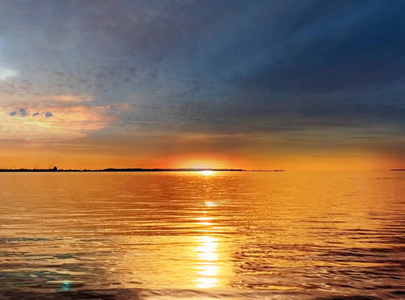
[9,108,29,117]
[18,108,29,117]
[9,109,53,118]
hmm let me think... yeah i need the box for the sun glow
[165,153,243,170]
[200,170,213,176]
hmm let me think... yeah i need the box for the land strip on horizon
[0,168,287,172]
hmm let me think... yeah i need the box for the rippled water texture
[0,171,404,299]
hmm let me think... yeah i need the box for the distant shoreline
[390,169,405,171]
[0,168,286,173]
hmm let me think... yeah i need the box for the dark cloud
[9,108,30,117]
[234,1,405,94]
[9,109,53,118]
[19,108,29,117]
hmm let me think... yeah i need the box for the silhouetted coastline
[390,169,405,171]
[0,168,244,172]
[0,168,287,172]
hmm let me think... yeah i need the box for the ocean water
[0,171,404,299]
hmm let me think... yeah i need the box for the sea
[0,171,404,299]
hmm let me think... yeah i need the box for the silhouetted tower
[53,166,58,171]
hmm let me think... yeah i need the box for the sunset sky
[0,0,404,170]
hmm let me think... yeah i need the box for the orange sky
[0,141,402,171]
[0,107,403,170]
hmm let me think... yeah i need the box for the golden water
[0,171,404,299]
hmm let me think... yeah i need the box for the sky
[0,0,404,170]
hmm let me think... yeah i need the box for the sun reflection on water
[195,236,219,288]
[195,216,214,226]
[199,170,214,176]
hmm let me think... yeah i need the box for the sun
[165,153,244,171]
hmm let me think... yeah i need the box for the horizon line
[0,167,287,173]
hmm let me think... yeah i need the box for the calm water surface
[0,171,404,299]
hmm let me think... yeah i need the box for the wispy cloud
[0,69,17,81]
[2,98,116,143]
[0,111,86,141]
[46,94,93,103]
[7,104,111,131]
